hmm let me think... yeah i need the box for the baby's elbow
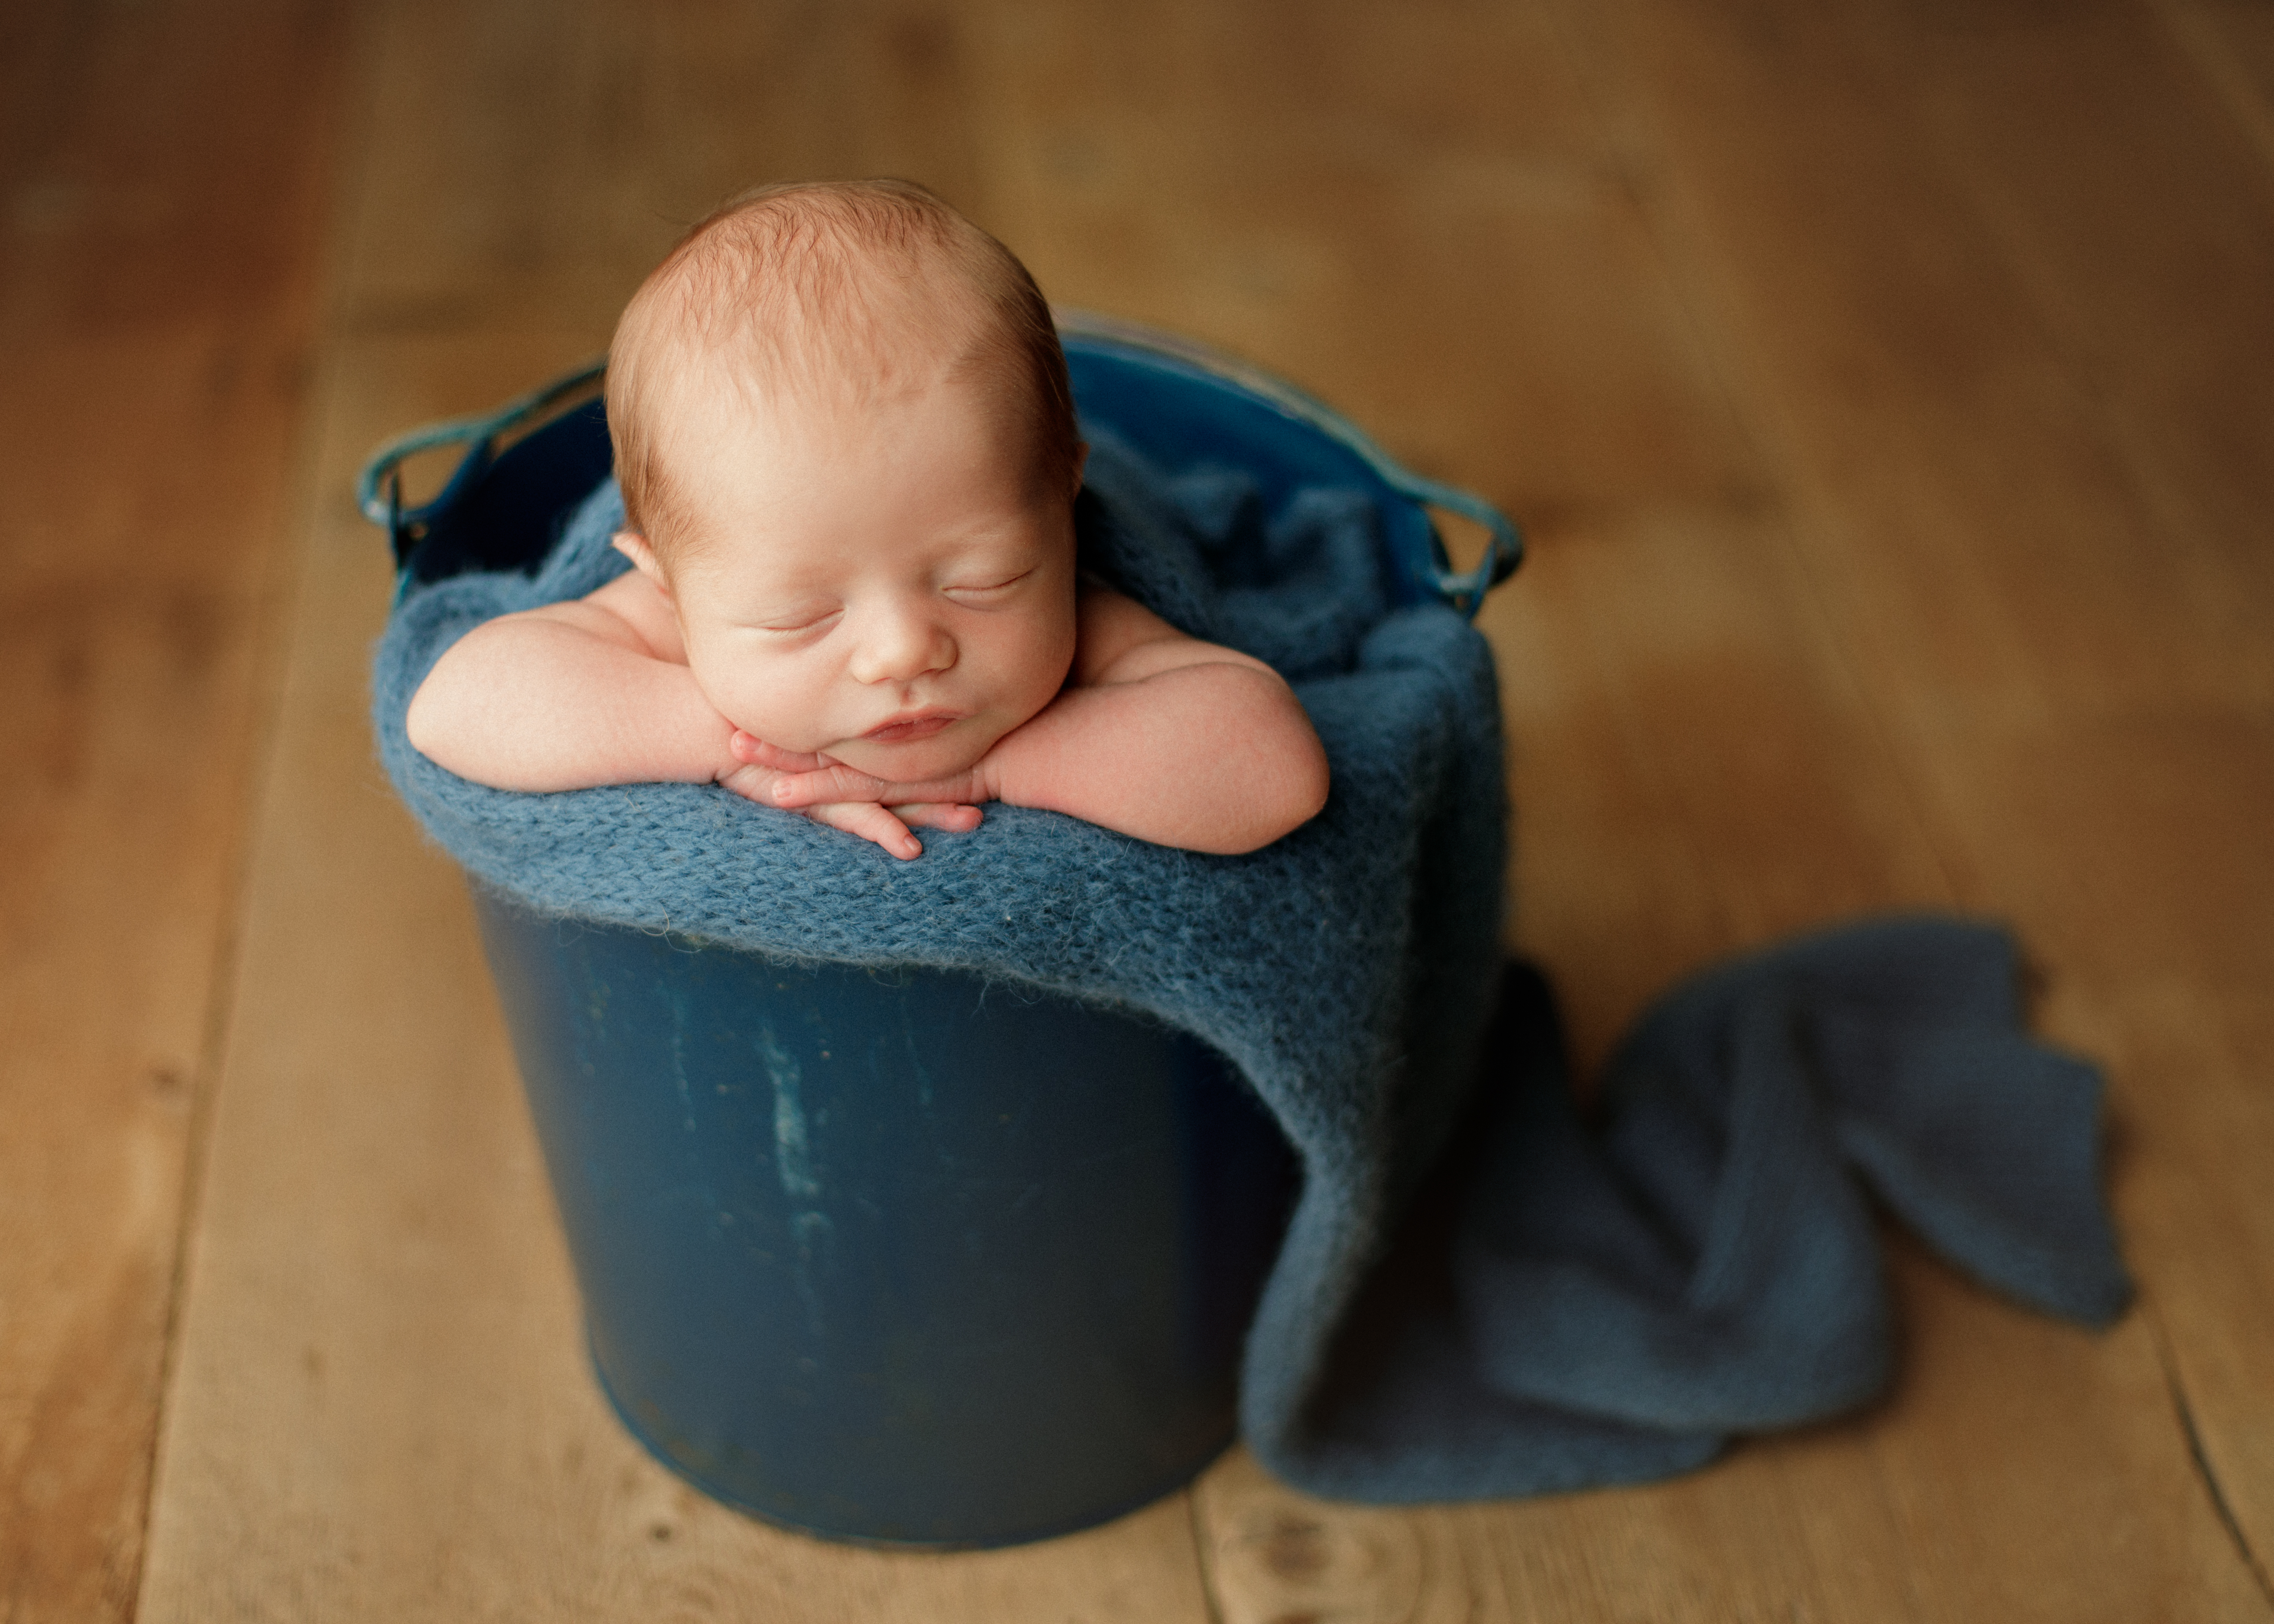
[405,661,488,778]
[1216,729,1331,856]
[404,675,449,761]
[1282,733,1331,833]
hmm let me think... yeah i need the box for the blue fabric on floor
[371,432,2129,1504]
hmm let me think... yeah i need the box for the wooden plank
[1872,0,2274,677]
[0,3,347,1620]
[342,0,999,342]
[1549,0,2261,726]
[978,0,1760,525]
[1534,0,2274,1608]
[134,2,1217,1616]
[1817,0,2274,1572]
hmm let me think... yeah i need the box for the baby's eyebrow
[934,523,1063,562]
[707,580,840,615]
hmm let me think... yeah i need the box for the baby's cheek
[1011,604,1079,705]
[740,705,837,754]
[688,658,824,752]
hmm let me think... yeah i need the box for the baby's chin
[826,723,998,786]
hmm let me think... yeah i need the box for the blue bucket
[360,314,1519,1546]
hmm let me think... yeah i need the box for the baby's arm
[761,589,1330,855]
[405,573,735,791]
[405,574,977,857]
[979,590,1330,852]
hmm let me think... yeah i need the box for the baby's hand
[719,733,982,861]
[732,733,995,823]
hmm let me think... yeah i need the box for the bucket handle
[1049,310,1524,617]
[355,358,607,567]
[1378,468,1521,617]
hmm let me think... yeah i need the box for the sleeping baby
[407,179,1329,859]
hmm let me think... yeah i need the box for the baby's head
[606,179,1085,782]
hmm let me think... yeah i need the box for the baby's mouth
[862,709,963,744]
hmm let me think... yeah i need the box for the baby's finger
[857,765,990,807]
[895,802,984,834]
[730,731,829,773]
[771,764,889,808]
[715,763,779,804]
[800,800,923,860]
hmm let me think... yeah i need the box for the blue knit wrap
[373,433,2129,1504]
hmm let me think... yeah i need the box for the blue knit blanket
[372,433,2128,1503]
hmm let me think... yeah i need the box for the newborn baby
[407,180,1329,859]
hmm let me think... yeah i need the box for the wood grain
[63,0,2274,1616]
[1538,0,2274,1606]
[1826,0,2274,1576]
[2156,0,2274,183]
[0,4,346,1620]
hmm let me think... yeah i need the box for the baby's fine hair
[607,179,1080,552]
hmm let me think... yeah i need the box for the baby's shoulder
[526,569,686,663]
[1072,579,1276,688]
[1071,580,1191,685]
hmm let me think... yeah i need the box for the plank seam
[2152,1309,2274,1609]
[1531,0,1977,927]
[2149,0,2274,190]
[1188,1484,1229,1624]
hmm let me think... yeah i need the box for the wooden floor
[6,0,2274,1616]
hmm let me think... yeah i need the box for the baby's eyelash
[946,569,1033,597]
[755,609,840,634]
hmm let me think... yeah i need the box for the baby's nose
[847,601,956,685]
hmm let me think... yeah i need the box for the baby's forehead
[666,230,990,372]
[657,319,1049,482]
[655,328,1019,486]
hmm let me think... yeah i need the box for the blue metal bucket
[361,315,1520,1546]
[477,894,1295,1544]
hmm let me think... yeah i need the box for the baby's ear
[611,531,672,598]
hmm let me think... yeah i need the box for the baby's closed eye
[748,602,843,635]
[943,567,1035,603]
